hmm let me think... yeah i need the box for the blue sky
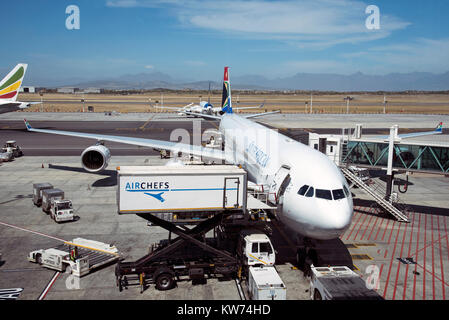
[1,0,449,84]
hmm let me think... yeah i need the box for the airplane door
[223,177,240,209]
[268,165,291,204]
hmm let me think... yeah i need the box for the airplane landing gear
[296,238,318,277]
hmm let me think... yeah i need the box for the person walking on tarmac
[70,246,78,262]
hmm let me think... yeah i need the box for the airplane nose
[330,201,353,231]
[319,200,353,235]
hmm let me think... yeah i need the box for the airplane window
[252,243,258,253]
[305,187,314,197]
[316,189,332,200]
[343,185,350,197]
[332,189,345,200]
[298,185,309,196]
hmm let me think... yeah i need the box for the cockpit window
[305,186,314,197]
[316,189,332,200]
[332,189,345,200]
[298,185,309,196]
[343,185,350,197]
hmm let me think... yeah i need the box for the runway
[0,117,443,157]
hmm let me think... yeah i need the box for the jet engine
[81,144,111,172]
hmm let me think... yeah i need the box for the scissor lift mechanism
[115,211,259,291]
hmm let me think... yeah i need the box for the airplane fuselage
[219,113,353,240]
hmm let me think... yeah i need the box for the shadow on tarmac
[48,164,117,187]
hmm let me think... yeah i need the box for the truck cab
[50,199,74,223]
[239,231,275,268]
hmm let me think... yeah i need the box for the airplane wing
[243,110,281,119]
[181,111,222,120]
[234,101,265,111]
[153,106,183,111]
[24,119,229,161]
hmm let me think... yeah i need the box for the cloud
[106,0,410,48]
[341,38,449,74]
[185,60,206,66]
[144,65,154,69]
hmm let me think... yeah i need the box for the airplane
[0,64,41,114]
[24,66,353,248]
[155,82,266,117]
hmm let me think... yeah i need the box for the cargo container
[116,165,247,214]
[32,183,54,206]
[248,266,286,300]
[42,188,64,213]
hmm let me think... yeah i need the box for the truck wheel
[36,254,42,265]
[314,289,322,300]
[155,273,174,291]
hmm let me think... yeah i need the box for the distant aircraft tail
[0,64,27,102]
[435,122,443,133]
[221,66,233,114]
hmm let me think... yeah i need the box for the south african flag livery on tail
[221,66,233,114]
[0,64,27,101]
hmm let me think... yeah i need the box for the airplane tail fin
[221,66,233,114]
[0,64,28,102]
[435,122,443,133]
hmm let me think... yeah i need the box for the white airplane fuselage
[219,113,353,240]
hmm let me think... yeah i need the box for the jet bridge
[309,124,447,222]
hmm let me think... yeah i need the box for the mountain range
[32,71,449,91]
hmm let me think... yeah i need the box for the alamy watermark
[365,264,380,290]
[365,5,380,30]
[66,5,80,30]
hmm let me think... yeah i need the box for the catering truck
[115,165,285,297]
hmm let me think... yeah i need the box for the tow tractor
[2,141,23,158]
[50,199,75,223]
[28,238,120,277]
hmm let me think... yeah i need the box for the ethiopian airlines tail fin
[221,66,233,114]
[0,64,28,102]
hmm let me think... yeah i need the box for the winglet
[435,122,443,133]
[24,119,32,130]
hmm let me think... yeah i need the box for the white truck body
[117,165,247,214]
[310,266,383,300]
[50,199,74,222]
[248,266,286,300]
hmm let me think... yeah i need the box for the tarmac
[0,112,448,300]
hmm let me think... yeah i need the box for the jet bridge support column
[385,126,396,200]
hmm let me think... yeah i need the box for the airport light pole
[39,92,43,112]
[81,93,85,113]
[310,93,313,114]
[383,95,387,114]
